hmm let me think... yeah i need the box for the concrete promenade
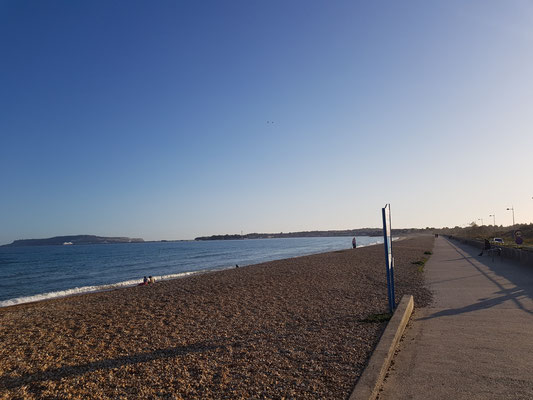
[378,237,533,399]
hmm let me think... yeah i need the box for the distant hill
[3,235,145,247]
[195,228,431,241]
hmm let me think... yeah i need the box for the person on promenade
[352,237,357,249]
[478,239,491,256]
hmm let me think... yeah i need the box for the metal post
[388,207,395,307]
[382,204,395,313]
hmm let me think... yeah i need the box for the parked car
[492,238,504,245]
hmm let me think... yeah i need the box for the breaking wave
[0,269,216,308]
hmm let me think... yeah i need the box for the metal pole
[506,207,515,226]
[389,206,395,307]
[382,206,394,313]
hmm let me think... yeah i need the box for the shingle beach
[0,236,433,399]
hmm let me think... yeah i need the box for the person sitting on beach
[138,276,148,286]
[148,276,155,284]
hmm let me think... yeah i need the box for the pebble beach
[0,235,433,399]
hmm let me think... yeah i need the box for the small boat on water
[63,242,73,245]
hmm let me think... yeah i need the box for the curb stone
[349,295,414,400]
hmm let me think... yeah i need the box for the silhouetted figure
[478,239,491,256]
[352,237,357,249]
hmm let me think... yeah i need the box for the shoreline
[0,235,431,399]
[0,238,394,309]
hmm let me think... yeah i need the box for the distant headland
[194,228,430,241]
[3,227,437,246]
[3,235,144,247]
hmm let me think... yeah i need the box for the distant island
[195,228,432,241]
[3,235,144,247]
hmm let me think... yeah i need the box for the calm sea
[0,236,383,307]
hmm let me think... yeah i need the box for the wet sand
[0,236,433,399]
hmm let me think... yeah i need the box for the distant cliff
[4,235,145,247]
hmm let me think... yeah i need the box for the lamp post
[489,214,496,226]
[478,218,484,226]
[506,206,515,226]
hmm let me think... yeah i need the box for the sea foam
[0,270,210,308]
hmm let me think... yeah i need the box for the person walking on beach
[352,237,357,249]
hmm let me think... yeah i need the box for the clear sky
[1,0,533,244]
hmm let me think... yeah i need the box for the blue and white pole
[382,204,395,313]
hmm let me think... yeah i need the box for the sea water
[0,236,383,307]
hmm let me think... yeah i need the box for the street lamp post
[489,214,496,226]
[478,218,484,226]
[506,206,515,226]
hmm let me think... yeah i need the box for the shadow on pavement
[421,239,533,320]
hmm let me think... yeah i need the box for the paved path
[378,237,533,400]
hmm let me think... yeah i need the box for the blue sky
[1,0,533,243]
